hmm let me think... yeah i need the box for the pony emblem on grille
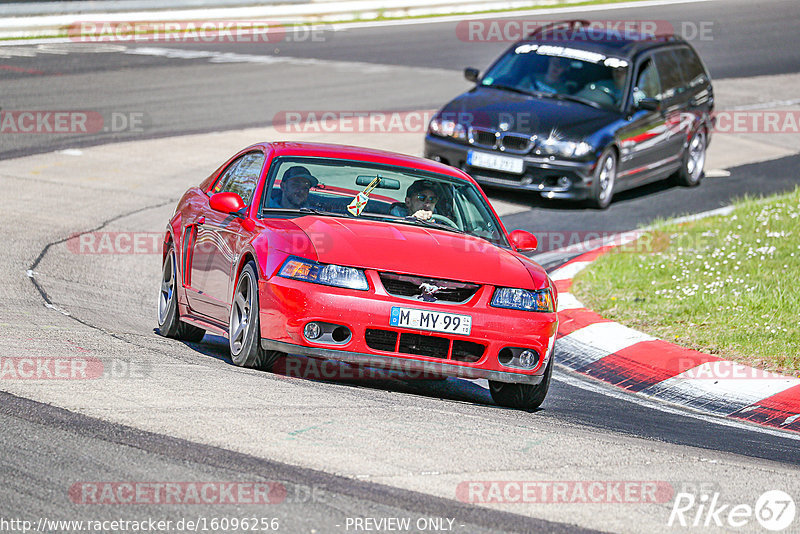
[417,282,444,302]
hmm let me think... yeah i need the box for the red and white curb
[550,245,800,434]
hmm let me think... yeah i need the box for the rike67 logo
[669,490,796,531]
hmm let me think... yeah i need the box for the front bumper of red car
[258,271,557,385]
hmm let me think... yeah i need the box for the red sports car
[157,142,558,409]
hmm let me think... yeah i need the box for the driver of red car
[390,179,442,220]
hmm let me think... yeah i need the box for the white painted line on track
[44,302,71,316]
[556,292,583,312]
[122,46,445,73]
[565,322,656,357]
[728,98,800,111]
[641,367,800,416]
[553,367,800,441]
[550,260,591,281]
[663,205,735,226]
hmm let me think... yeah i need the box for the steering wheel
[581,83,618,106]
[591,84,615,98]
[431,214,459,229]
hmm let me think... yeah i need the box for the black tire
[229,262,282,371]
[489,353,553,411]
[674,128,706,187]
[587,148,617,209]
[157,246,205,342]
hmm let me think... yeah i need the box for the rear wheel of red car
[489,354,553,411]
[674,128,706,187]
[587,148,617,210]
[229,262,282,371]
[157,246,205,342]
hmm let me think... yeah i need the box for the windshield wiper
[483,83,538,97]
[540,92,605,110]
[401,216,466,235]
[298,207,327,215]
[267,207,342,217]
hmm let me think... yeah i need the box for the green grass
[571,187,800,375]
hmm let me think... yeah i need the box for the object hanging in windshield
[347,175,381,216]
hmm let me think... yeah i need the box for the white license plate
[468,150,524,174]
[390,307,472,336]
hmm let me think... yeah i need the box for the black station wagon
[424,21,714,208]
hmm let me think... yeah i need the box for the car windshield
[261,157,509,247]
[480,43,629,111]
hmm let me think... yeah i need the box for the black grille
[500,134,532,152]
[379,272,480,303]
[365,329,398,352]
[398,333,450,359]
[472,129,497,147]
[452,340,485,363]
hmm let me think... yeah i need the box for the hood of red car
[289,216,547,289]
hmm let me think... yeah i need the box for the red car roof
[255,141,476,183]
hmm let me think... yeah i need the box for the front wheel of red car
[489,355,553,411]
[157,246,206,342]
[229,262,282,371]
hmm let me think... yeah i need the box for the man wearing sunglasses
[390,179,442,220]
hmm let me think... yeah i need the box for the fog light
[557,176,571,188]
[519,350,537,369]
[304,322,322,340]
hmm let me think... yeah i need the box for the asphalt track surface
[2,0,800,532]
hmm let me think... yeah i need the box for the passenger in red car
[274,166,319,209]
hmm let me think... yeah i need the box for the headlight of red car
[491,287,554,313]
[278,257,369,291]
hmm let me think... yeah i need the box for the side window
[654,50,686,99]
[210,158,241,196]
[675,46,708,88]
[632,59,660,105]
[210,152,265,205]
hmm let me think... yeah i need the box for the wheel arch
[162,229,174,264]
[232,249,259,301]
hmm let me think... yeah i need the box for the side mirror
[464,67,480,83]
[636,97,660,112]
[509,229,537,252]
[209,192,245,214]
